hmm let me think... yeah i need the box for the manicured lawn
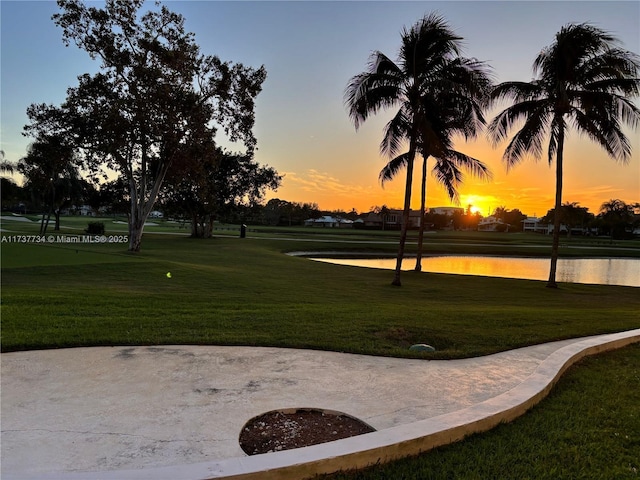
[1,228,639,354]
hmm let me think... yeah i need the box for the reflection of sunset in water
[311,256,640,287]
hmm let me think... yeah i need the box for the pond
[310,256,640,287]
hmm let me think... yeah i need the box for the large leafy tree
[18,136,82,234]
[162,146,281,238]
[598,199,635,240]
[541,202,594,238]
[262,199,321,226]
[25,0,266,251]
[0,150,13,174]
[345,13,492,285]
[0,151,24,211]
[489,23,640,287]
[492,206,528,232]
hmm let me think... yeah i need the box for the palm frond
[379,152,410,185]
[432,158,463,203]
[584,77,640,97]
[579,49,640,85]
[491,81,543,103]
[571,89,640,129]
[488,99,550,146]
[570,106,633,162]
[501,109,552,169]
[400,13,462,76]
[344,51,404,129]
[380,107,412,158]
[441,149,493,182]
[534,23,618,82]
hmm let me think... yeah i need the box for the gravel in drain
[239,409,375,455]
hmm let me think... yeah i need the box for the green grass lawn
[1,216,639,477]
[1,224,639,354]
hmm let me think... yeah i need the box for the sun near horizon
[265,132,639,218]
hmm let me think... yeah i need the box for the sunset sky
[2,1,639,218]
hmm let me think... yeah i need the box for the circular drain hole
[239,408,376,455]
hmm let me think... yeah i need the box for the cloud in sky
[274,169,393,211]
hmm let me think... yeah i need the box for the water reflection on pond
[310,256,640,287]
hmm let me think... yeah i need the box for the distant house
[428,206,464,216]
[406,209,422,228]
[361,212,383,229]
[310,215,337,227]
[337,218,354,228]
[478,216,508,232]
[78,205,94,216]
[305,215,353,228]
[356,209,421,230]
[522,217,550,234]
[522,217,577,235]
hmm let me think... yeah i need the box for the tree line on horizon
[2,177,637,241]
[255,198,640,239]
[1,2,638,288]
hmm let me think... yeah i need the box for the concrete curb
[14,329,638,480]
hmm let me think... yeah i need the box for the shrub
[85,222,105,235]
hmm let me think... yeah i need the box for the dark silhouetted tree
[489,23,640,287]
[25,0,266,251]
[18,136,81,233]
[346,13,492,285]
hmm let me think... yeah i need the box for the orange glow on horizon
[263,129,639,217]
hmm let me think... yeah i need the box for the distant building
[522,217,551,234]
[351,209,422,230]
[360,212,383,229]
[78,205,94,216]
[305,215,353,228]
[478,216,508,232]
[429,206,464,216]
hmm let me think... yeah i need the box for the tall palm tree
[378,70,493,271]
[345,13,492,285]
[489,23,640,288]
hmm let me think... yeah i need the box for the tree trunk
[54,209,61,231]
[129,221,144,252]
[123,148,172,252]
[415,156,428,272]
[392,140,416,286]
[39,210,47,235]
[547,126,564,289]
[191,213,199,238]
[204,214,215,238]
[129,188,147,252]
[40,207,53,235]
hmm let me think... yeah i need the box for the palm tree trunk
[415,156,427,272]
[547,126,565,288]
[392,140,416,286]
